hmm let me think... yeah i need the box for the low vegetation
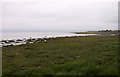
[2,36,119,76]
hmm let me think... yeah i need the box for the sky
[0,0,119,32]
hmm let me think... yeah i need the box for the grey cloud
[2,0,118,32]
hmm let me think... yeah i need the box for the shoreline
[0,33,117,47]
[1,34,99,47]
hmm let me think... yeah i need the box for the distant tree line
[89,29,120,32]
[98,29,112,32]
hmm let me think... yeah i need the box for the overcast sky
[0,0,119,32]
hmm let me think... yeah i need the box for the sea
[0,32,97,40]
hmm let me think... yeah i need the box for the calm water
[1,32,97,40]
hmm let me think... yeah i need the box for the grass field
[2,36,119,76]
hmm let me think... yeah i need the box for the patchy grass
[2,36,119,76]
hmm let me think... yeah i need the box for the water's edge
[0,32,98,47]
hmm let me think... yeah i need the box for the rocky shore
[1,33,100,47]
[0,37,50,47]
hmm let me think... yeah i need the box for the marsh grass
[2,36,119,76]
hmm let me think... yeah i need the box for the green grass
[2,36,119,76]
